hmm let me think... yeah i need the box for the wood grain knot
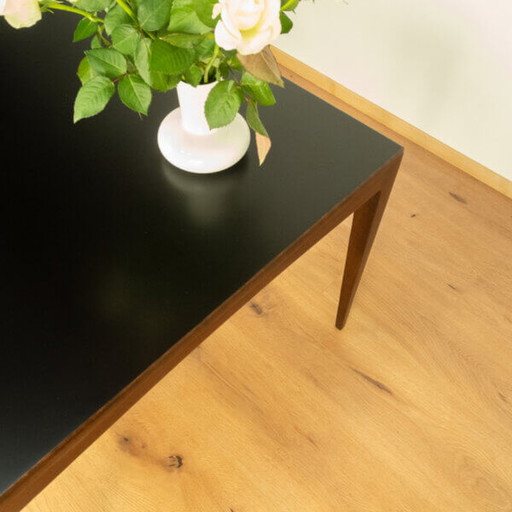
[116,434,146,456]
[351,368,394,396]
[167,455,183,469]
[249,302,264,316]
[449,191,468,204]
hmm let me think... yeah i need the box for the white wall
[275,0,512,181]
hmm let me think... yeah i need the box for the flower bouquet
[0,0,300,165]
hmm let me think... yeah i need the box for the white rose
[0,0,42,29]
[213,0,281,56]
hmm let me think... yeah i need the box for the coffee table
[0,15,403,511]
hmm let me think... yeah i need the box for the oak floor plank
[22,71,512,512]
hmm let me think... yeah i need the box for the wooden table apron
[0,15,403,512]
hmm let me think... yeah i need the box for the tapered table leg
[336,156,402,329]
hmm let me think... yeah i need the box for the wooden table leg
[336,155,402,329]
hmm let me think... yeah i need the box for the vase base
[157,108,251,174]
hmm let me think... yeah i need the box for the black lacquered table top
[0,15,401,493]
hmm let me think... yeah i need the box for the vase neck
[177,81,217,136]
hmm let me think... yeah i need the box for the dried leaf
[256,132,272,165]
[237,46,284,87]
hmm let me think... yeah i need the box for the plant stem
[280,0,295,11]
[114,0,137,22]
[203,44,219,83]
[98,29,111,46]
[45,2,103,23]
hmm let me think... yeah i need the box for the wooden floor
[22,70,512,512]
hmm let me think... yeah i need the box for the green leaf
[195,37,215,59]
[183,64,203,86]
[160,33,205,48]
[135,38,150,70]
[167,7,211,34]
[90,34,102,49]
[138,0,173,31]
[173,0,217,28]
[134,38,151,78]
[246,100,268,136]
[86,48,127,79]
[73,18,98,42]
[135,38,180,92]
[153,73,180,92]
[149,40,195,75]
[237,47,284,87]
[75,0,111,13]
[104,4,131,35]
[112,24,140,56]
[172,0,216,27]
[204,80,243,129]
[228,53,243,72]
[118,74,152,114]
[73,76,115,123]
[279,12,293,34]
[241,72,276,106]
[77,56,97,84]
[215,61,230,81]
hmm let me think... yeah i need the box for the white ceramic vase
[157,81,251,174]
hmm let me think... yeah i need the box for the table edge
[0,145,403,512]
